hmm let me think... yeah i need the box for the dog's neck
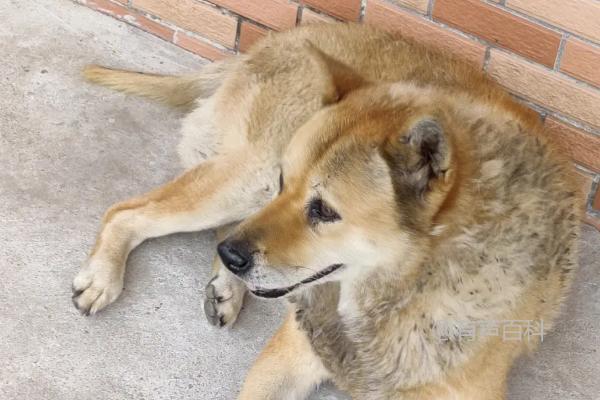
[336,248,426,322]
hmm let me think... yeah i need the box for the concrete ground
[0,1,598,399]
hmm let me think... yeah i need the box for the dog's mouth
[251,264,344,298]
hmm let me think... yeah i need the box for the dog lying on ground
[72,23,581,399]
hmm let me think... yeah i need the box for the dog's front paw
[72,258,124,316]
[203,270,246,327]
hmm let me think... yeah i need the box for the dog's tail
[82,60,231,110]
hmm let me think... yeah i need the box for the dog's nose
[217,239,253,275]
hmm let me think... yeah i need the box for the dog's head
[219,53,459,298]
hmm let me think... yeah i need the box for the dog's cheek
[337,232,399,267]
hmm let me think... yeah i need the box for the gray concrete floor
[0,1,598,399]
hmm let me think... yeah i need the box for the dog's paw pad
[203,273,245,328]
[203,296,225,327]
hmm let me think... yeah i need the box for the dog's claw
[203,284,226,327]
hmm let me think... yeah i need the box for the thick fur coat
[73,23,580,399]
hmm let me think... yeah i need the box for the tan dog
[72,23,580,399]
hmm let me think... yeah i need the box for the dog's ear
[381,117,452,198]
[303,41,366,104]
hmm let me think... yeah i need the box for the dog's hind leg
[72,151,277,316]
[238,310,330,400]
[203,224,247,327]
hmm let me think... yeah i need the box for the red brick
[174,32,230,61]
[507,0,600,43]
[300,7,335,24]
[488,49,600,129]
[389,0,428,13]
[302,0,360,21]
[210,0,297,31]
[365,0,486,66]
[135,17,174,42]
[86,0,133,19]
[239,22,269,53]
[560,39,600,88]
[433,0,560,67]
[133,0,237,47]
[593,185,600,211]
[86,0,174,41]
[544,118,600,172]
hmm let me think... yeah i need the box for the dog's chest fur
[292,282,464,399]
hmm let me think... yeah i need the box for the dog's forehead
[282,110,342,170]
[313,139,377,183]
[282,98,394,178]
[284,122,367,187]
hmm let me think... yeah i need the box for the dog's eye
[307,198,340,224]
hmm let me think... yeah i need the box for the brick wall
[75,0,600,229]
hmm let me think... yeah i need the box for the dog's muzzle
[251,263,344,298]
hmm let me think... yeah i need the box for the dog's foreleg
[72,151,276,315]
[238,310,330,400]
